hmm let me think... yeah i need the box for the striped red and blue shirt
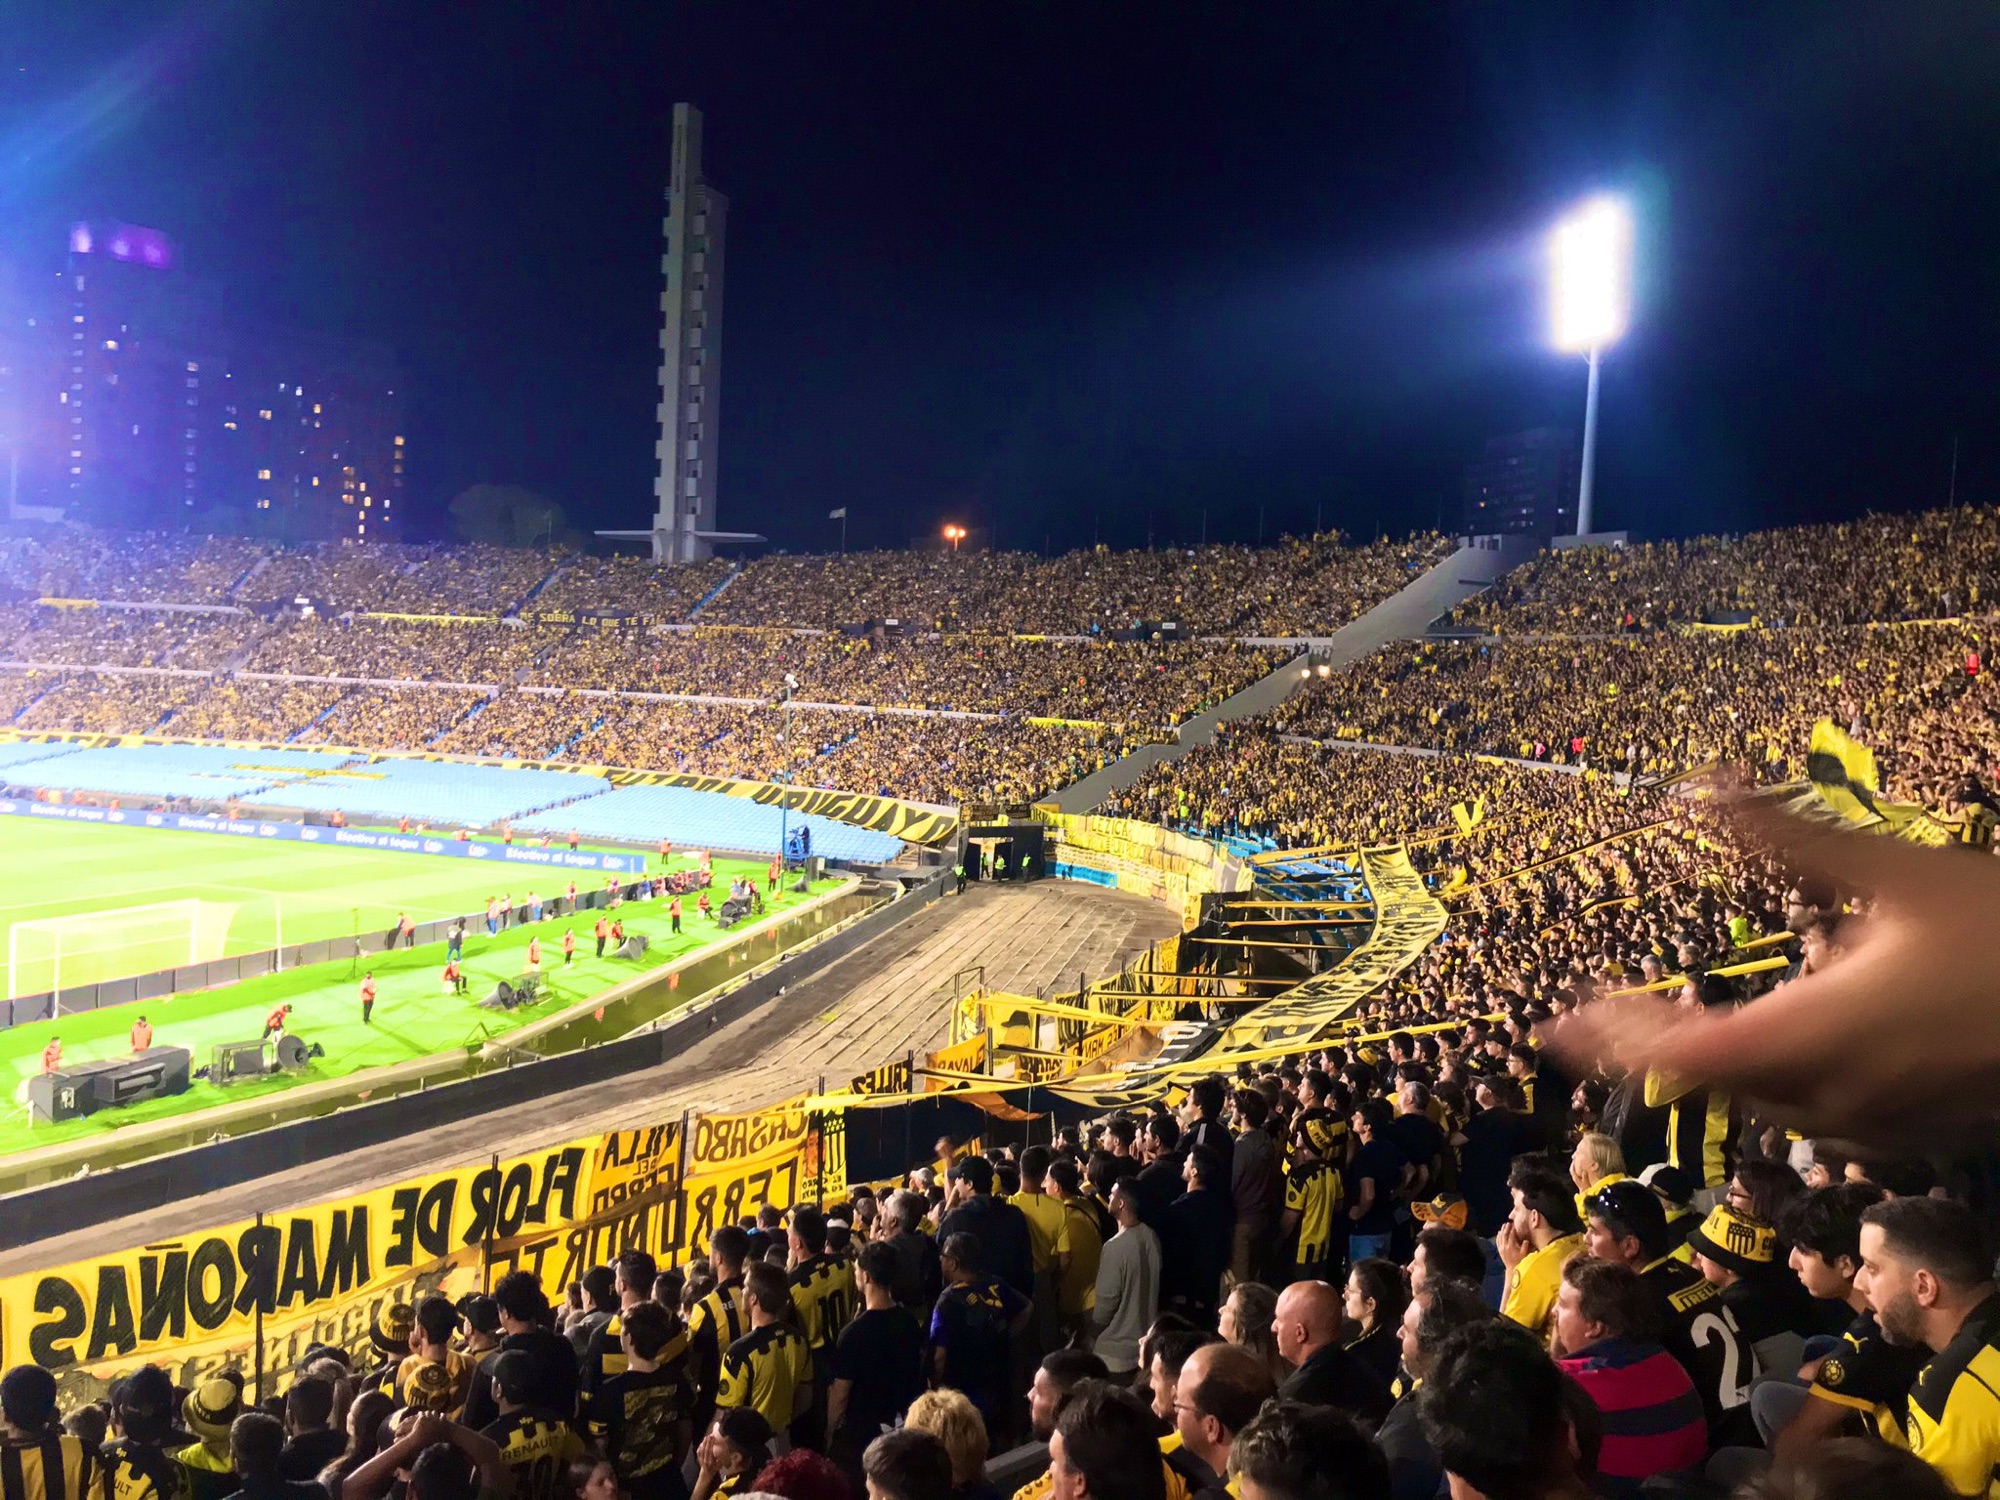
[1559,1337,1708,1495]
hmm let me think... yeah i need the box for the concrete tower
[651,103,727,561]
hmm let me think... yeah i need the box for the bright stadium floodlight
[1550,195,1632,537]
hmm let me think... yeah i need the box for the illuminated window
[104,339,118,351]
[259,410,272,420]
[313,404,322,414]
[394,435,404,446]
[186,362,199,373]
[256,498,270,509]
[312,476,320,486]
[257,468,272,480]
[223,421,237,431]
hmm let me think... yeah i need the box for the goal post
[7,899,239,1006]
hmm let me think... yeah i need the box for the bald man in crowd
[1174,1343,1278,1500]
[1271,1281,1392,1422]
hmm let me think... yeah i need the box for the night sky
[2,3,1996,552]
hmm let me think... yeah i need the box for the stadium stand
[9,509,2000,1500]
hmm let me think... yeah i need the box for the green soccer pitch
[0,818,842,1157]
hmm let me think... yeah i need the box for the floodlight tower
[1550,197,1632,538]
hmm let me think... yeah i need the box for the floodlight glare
[1549,195,1633,536]
[1551,196,1632,354]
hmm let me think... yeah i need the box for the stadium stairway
[685,560,744,619]
[6,677,63,726]
[511,561,566,614]
[287,693,347,743]
[223,551,274,601]
[426,690,498,747]
[547,714,606,760]
[1049,534,1539,812]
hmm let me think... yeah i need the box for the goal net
[7,899,239,1002]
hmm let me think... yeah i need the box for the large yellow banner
[0,1101,841,1405]
[1214,845,1445,1056]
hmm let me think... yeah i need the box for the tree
[447,484,566,547]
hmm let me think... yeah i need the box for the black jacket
[1163,1187,1235,1315]
[936,1194,1035,1296]
[1277,1341,1393,1424]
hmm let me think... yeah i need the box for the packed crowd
[253,544,559,618]
[26,955,1985,1500]
[1104,616,2000,851]
[0,525,1444,638]
[536,630,1282,730]
[704,536,1449,637]
[2,607,265,672]
[531,558,737,621]
[0,616,1266,804]
[242,621,540,687]
[1270,625,2000,801]
[0,530,264,604]
[1453,506,2000,634]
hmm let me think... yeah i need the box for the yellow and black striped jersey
[102,1441,178,1500]
[1,1435,95,1500]
[1285,1160,1342,1272]
[481,1412,585,1500]
[1905,1293,2000,1498]
[583,1310,691,1397]
[716,1322,812,1432]
[588,1363,694,1485]
[788,1254,856,1354]
[688,1276,748,1398]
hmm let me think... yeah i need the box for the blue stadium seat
[266,759,609,827]
[0,741,86,774]
[516,785,903,862]
[0,745,906,861]
[3,743,353,800]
